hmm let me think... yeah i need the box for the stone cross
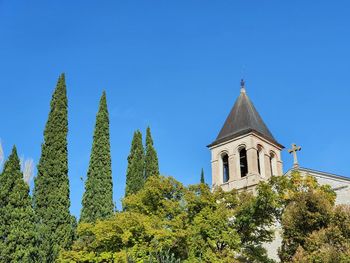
[288,143,301,169]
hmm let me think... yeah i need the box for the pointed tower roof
[208,80,283,148]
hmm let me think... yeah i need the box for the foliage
[234,182,280,263]
[290,205,350,262]
[261,171,347,262]
[148,250,182,263]
[33,74,75,262]
[280,188,333,261]
[267,171,336,218]
[0,147,40,262]
[125,130,145,197]
[277,172,336,261]
[144,126,160,179]
[80,91,114,223]
[0,139,4,170]
[200,168,205,184]
[60,175,278,262]
[185,184,241,262]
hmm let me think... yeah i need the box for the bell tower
[208,80,284,193]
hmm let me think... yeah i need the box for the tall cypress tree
[200,168,205,184]
[125,130,144,196]
[33,74,74,262]
[0,146,39,262]
[80,92,113,223]
[144,126,159,180]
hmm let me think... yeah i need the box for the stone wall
[209,132,283,192]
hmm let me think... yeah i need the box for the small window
[239,148,248,177]
[222,154,229,183]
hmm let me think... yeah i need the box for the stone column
[229,154,239,181]
[247,147,259,175]
[211,160,219,187]
[264,153,272,179]
[277,160,283,176]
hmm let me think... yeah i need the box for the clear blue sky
[1,1,349,217]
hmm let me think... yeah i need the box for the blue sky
[1,1,349,217]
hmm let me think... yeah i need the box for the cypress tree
[80,92,114,223]
[200,168,205,184]
[0,146,39,262]
[125,130,144,196]
[144,126,159,180]
[33,74,74,262]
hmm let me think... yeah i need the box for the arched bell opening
[222,153,229,183]
[239,147,248,178]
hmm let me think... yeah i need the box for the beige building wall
[287,168,350,206]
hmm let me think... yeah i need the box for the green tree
[185,184,241,262]
[200,168,205,184]
[0,146,40,262]
[33,74,75,262]
[125,130,145,196]
[59,176,278,263]
[262,171,337,262]
[60,176,188,262]
[280,187,333,261]
[144,126,159,179]
[233,182,279,263]
[80,92,114,223]
[289,205,350,263]
[292,222,350,262]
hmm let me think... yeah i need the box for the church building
[207,79,350,260]
[208,79,350,205]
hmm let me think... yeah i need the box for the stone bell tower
[207,80,284,193]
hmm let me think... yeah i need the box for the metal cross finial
[288,143,301,169]
[240,79,246,93]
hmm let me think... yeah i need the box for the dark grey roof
[208,86,283,148]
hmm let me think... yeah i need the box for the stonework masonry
[209,132,283,193]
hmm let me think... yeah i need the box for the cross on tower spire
[288,143,301,169]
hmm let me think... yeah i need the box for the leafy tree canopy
[291,205,350,262]
[59,175,278,262]
[264,171,349,262]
